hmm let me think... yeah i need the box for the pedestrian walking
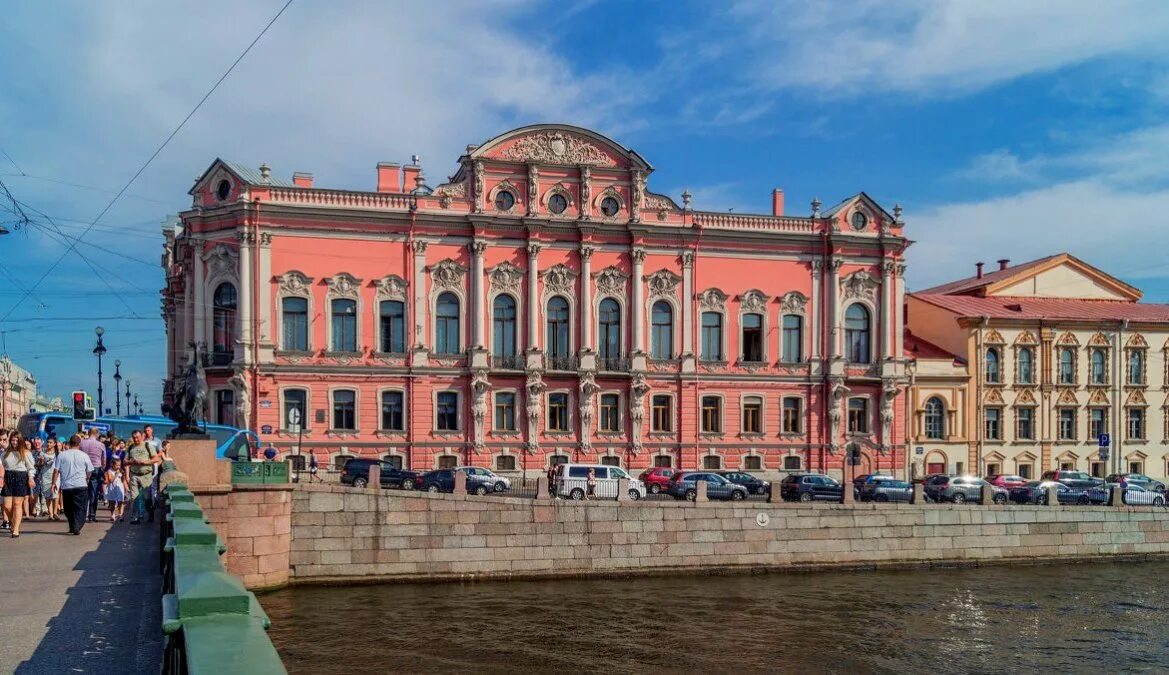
[0,428,9,531]
[1,432,36,537]
[54,434,95,535]
[586,468,597,500]
[26,435,44,519]
[546,464,557,498]
[143,425,161,518]
[78,428,107,523]
[36,437,60,520]
[124,430,159,524]
[103,457,128,522]
[309,452,320,482]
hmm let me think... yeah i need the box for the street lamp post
[124,380,132,417]
[134,394,141,415]
[113,360,122,416]
[93,327,107,416]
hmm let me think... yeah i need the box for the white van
[554,463,646,500]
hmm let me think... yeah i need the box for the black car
[779,473,843,502]
[417,469,496,495]
[717,471,770,496]
[340,458,421,490]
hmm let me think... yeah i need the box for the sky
[2,0,1169,409]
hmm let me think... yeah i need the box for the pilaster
[631,246,646,369]
[681,250,695,374]
[411,240,429,367]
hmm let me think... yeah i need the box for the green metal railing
[160,479,286,674]
[231,460,292,485]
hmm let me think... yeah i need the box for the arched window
[1059,347,1076,384]
[546,296,570,359]
[651,301,673,359]
[212,282,237,359]
[844,304,871,364]
[435,292,460,354]
[598,298,621,363]
[492,295,517,357]
[700,311,722,361]
[281,296,308,351]
[985,348,1001,383]
[1129,350,1145,385]
[924,397,945,440]
[331,298,357,352]
[379,300,405,354]
[781,315,803,363]
[741,313,763,362]
[1090,348,1107,384]
[1017,347,1034,384]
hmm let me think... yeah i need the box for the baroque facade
[907,254,1169,481]
[161,124,910,476]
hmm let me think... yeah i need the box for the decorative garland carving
[489,261,524,294]
[375,274,408,300]
[542,264,577,297]
[1013,330,1039,346]
[1126,333,1148,349]
[326,273,361,298]
[501,132,617,167]
[204,243,238,280]
[780,291,807,314]
[698,288,728,311]
[645,269,682,298]
[984,329,1007,345]
[278,270,313,295]
[841,270,879,302]
[430,259,466,290]
[595,266,628,296]
[1056,331,1080,346]
[739,289,770,313]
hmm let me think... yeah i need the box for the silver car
[456,466,511,492]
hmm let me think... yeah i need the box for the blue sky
[3,0,1169,408]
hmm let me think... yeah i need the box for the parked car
[1106,474,1167,493]
[666,472,749,501]
[986,474,1030,490]
[554,464,647,501]
[717,471,770,496]
[853,474,899,500]
[858,479,913,503]
[924,475,1008,504]
[1009,480,1100,505]
[638,467,677,494]
[1117,484,1167,506]
[340,458,421,490]
[779,473,843,502]
[1040,470,1100,489]
[417,468,496,495]
[455,466,511,492]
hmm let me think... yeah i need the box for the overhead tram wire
[0,172,172,206]
[0,0,294,323]
[0,147,24,176]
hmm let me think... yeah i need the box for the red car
[986,474,1029,489]
[638,467,676,494]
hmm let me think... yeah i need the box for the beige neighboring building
[0,356,37,429]
[904,331,970,478]
[908,254,1169,482]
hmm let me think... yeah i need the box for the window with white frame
[495,392,516,431]
[282,296,309,351]
[1058,348,1076,384]
[599,393,620,433]
[283,389,307,430]
[546,296,570,359]
[332,390,356,430]
[984,407,1002,441]
[650,301,673,359]
[1088,408,1107,441]
[742,396,763,434]
[781,315,803,363]
[743,455,763,471]
[701,396,721,433]
[1017,347,1034,384]
[1057,407,1077,440]
[598,298,621,362]
[702,455,722,470]
[924,397,945,439]
[1128,350,1145,385]
[495,455,517,471]
[741,313,763,362]
[436,391,458,431]
[1017,407,1035,440]
[492,295,517,357]
[700,311,722,361]
[379,300,406,354]
[847,398,869,434]
[331,298,357,352]
[783,455,802,471]
[1089,348,1107,385]
[380,391,404,431]
[652,394,672,432]
[548,392,569,432]
[985,348,1001,384]
[435,292,461,355]
[1128,407,1146,440]
[782,397,802,434]
[844,304,871,364]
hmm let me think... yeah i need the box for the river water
[263,561,1169,673]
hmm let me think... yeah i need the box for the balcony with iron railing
[547,354,579,372]
[598,356,631,372]
[491,354,526,371]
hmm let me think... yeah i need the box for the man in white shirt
[54,434,96,535]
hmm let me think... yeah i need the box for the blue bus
[16,412,256,461]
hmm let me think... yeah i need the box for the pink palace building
[160,124,911,477]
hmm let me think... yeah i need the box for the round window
[600,196,620,217]
[494,190,515,211]
[850,211,868,230]
[216,179,231,201]
[548,193,568,215]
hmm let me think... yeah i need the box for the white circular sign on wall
[755,512,770,527]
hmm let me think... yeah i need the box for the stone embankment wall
[288,485,1169,584]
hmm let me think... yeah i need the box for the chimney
[771,188,784,216]
[997,258,1010,271]
[402,164,421,196]
[292,172,313,188]
[376,162,401,193]
[975,262,984,278]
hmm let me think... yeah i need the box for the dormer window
[600,196,619,217]
[216,179,231,201]
[850,211,867,230]
[549,193,568,214]
[494,189,516,211]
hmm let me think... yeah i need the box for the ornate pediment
[780,291,807,315]
[840,270,879,302]
[698,288,728,311]
[326,273,361,298]
[497,130,619,167]
[1014,388,1038,406]
[984,329,1007,345]
[645,269,682,298]
[430,259,466,290]
[375,274,408,300]
[1056,389,1079,406]
[542,264,577,297]
[489,261,524,294]
[739,290,771,313]
[1126,333,1148,349]
[1087,331,1111,347]
[984,389,1005,405]
[1013,330,1039,346]
[595,266,628,296]
[1126,389,1148,407]
[1056,331,1080,346]
[1088,389,1110,406]
[202,243,238,280]
[277,270,313,295]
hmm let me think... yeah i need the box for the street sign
[915,446,924,455]
[1098,433,1111,448]
[82,421,111,435]
[261,425,273,434]
[259,400,272,409]
[1099,449,1110,461]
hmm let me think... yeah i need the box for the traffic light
[72,391,96,421]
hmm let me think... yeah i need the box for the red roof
[915,255,1061,296]
[912,293,1169,322]
[904,331,965,363]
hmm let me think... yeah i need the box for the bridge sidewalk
[0,515,163,674]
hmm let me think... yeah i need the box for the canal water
[263,561,1169,673]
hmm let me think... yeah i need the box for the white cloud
[952,149,1042,184]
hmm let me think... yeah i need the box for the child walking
[104,457,128,522]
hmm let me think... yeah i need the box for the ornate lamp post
[124,379,132,417]
[93,326,107,416]
[113,360,123,416]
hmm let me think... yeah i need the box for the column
[809,259,822,360]
[681,251,694,356]
[580,245,595,350]
[881,259,894,360]
[471,240,487,348]
[631,247,646,354]
[894,263,906,358]
[412,240,427,348]
[527,242,542,350]
[237,231,253,364]
[827,258,842,359]
[257,232,272,345]
[192,237,206,348]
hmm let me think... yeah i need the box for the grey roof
[222,160,293,187]
[821,191,894,219]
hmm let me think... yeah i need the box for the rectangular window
[600,456,621,468]
[548,393,569,432]
[781,315,803,363]
[437,454,458,469]
[282,297,309,351]
[847,398,869,434]
[379,300,406,353]
[284,389,307,431]
[701,396,721,433]
[331,298,357,352]
[1088,408,1107,441]
[1016,407,1034,440]
[383,455,403,469]
[1058,408,1076,441]
[782,397,802,434]
[599,393,620,433]
[495,455,517,471]
[1090,461,1105,478]
[702,456,722,470]
[332,390,356,430]
[742,396,763,433]
[652,395,672,432]
[741,313,763,362]
[436,392,458,431]
[653,455,673,468]
[1058,349,1076,384]
[380,391,404,431]
[700,312,722,361]
[1018,464,1033,480]
[1130,461,1144,475]
[984,407,1002,441]
[783,455,802,471]
[1128,407,1146,440]
[743,455,763,471]
[215,389,234,426]
[494,392,516,431]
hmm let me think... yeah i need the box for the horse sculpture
[168,343,209,436]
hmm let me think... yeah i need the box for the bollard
[768,482,783,504]
[368,464,381,490]
[911,483,926,505]
[694,480,708,502]
[1045,483,1061,506]
[980,483,995,505]
[453,470,467,495]
[1110,485,1125,507]
[841,481,855,504]
[617,478,633,502]
[535,476,550,500]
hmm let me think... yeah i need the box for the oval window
[494,190,516,211]
[600,196,619,217]
[216,179,231,201]
[850,211,868,230]
[549,193,568,214]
